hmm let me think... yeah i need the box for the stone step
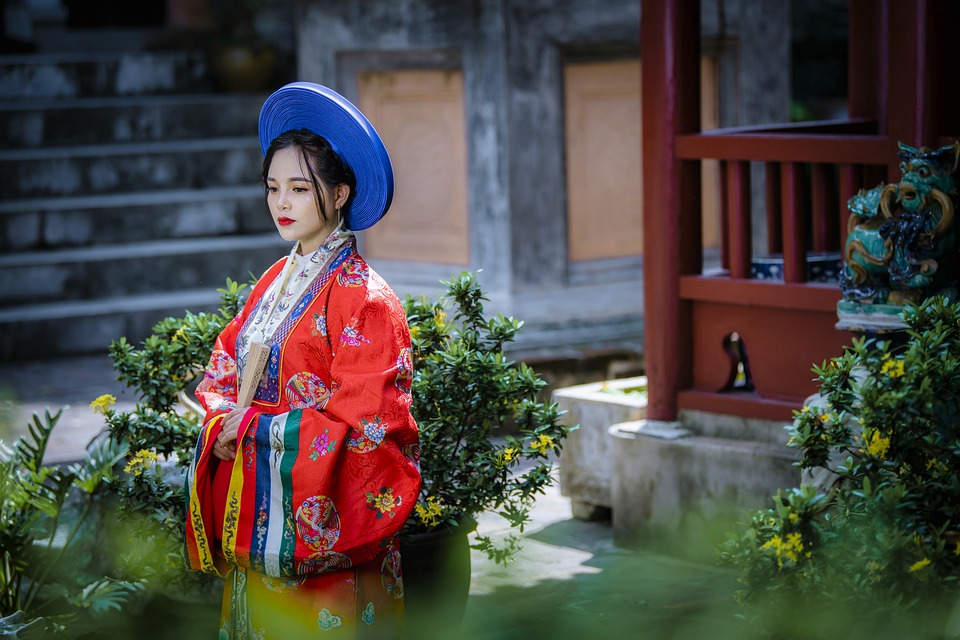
[0,93,265,149]
[0,50,210,100]
[0,185,271,253]
[0,136,262,200]
[0,233,288,306]
[0,288,226,361]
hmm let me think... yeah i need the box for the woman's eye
[267,186,279,193]
[293,187,308,193]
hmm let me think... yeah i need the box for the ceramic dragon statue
[840,141,960,306]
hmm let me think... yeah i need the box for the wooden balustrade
[642,0,960,421]
[667,123,893,416]
[676,124,891,283]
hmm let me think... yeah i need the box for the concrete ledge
[610,419,800,550]
[679,408,793,447]
[553,376,647,515]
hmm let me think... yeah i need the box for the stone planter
[401,517,476,640]
[552,376,647,519]
[609,418,800,552]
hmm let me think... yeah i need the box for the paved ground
[0,353,133,463]
[0,354,748,639]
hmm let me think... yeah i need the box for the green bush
[402,272,573,563]
[94,279,246,599]
[0,271,573,637]
[721,297,960,637]
[0,281,246,637]
[0,409,138,638]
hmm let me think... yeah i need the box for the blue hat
[258,82,394,231]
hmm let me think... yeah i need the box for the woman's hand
[212,407,251,461]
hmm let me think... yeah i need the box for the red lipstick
[277,217,295,226]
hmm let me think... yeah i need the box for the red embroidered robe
[185,239,421,638]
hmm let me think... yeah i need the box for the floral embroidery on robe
[186,231,420,639]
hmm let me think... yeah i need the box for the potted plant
[86,272,571,636]
[398,272,574,634]
[720,296,960,637]
[208,0,279,92]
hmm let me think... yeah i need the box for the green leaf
[69,578,144,614]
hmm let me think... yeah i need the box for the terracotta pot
[210,44,278,93]
[400,517,476,639]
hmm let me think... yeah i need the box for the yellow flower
[788,512,800,523]
[954,542,960,557]
[414,496,444,528]
[909,557,931,572]
[496,447,518,468]
[125,449,160,477]
[880,356,905,378]
[925,458,947,475]
[530,434,554,454]
[433,309,447,328]
[761,531,805,568]
[862,430,891,460]
[409,325,421,340]
[172,325,188,343]
[90,394,117,416]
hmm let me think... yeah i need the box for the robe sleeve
[184,261,281,575]
[187,266,421,578]
[192,259,285,425]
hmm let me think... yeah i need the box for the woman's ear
[335,183,351,209]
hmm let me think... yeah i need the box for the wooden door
[564,58,719,262]
[358,70,470,264]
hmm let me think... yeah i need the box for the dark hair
[261,128,357,227]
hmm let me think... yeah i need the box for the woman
[185,82,421,639]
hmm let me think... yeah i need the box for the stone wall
[296,0,790,354]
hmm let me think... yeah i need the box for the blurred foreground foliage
[722,297,960,638]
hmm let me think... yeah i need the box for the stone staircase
[0,50,288,361]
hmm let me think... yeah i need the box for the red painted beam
[810,163,837,252]
[697,118,876,136]
[719,160,729,270]
[678,389,802,422]
[781,162,807,283]
[837,164,863,252]
[679,276,841,312]
[726,160,751,278]
[641,0,700,422]
[764,162,782,255]
[676,133,889,164]
[849,0,887,124]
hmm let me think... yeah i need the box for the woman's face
[265,146,346,254]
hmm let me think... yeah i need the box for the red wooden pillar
[886,0,960,175]
[848,0,887,125]
[726,161,752,279]
[641,0,701,421]
[781,163,807,283]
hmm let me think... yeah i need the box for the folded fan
[237,342,270,407]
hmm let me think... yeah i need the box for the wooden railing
[668,119,896,418]
[676,119,892,283]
